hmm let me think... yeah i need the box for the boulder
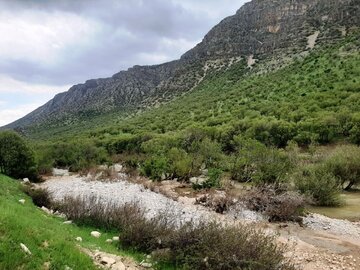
[106,239,113,243]
[91,231,101,238]
[63,221,72,225]
[19,199,25,204]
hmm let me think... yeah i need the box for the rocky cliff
[5,0,359,130]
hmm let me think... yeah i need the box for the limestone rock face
[4,0,359,131]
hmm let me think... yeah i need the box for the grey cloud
[0,0,247,87]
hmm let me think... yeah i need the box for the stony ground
[42,174,360,270]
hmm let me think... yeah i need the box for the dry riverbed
[41,174,360,270]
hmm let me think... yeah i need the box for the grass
[0,174,148,270]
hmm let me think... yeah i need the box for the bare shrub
[195,193,236,214]
[22,185,52,208]
[163,221,294,270]
[56,195,294,270]
[240,185,307,222]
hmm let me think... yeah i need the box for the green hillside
[0,174,143,270]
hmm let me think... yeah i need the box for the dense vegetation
[0,131,37,180]
[2,34,359,208]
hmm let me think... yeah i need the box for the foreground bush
[294,166,341,206]
[57,196,294,270]
[0,131,37,180]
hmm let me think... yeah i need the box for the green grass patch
[0,174,148,270]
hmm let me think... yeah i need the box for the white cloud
[0,10,100,66]
[0,103,42,126]
[0,75,70,94]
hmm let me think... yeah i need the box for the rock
[19,199,25,204]
[106,239,113,243]
[113,164,123,172]
[140,261,152,268]
[91,231,101,238]
[112,236,119,241]
[100,256,116,266]
[20,243,31,255]
[99,165,108,170]
[75,237,82,242]
[189,176,206,185]
[63,220,72,224]
[64,266,73,270]
[41,206,52,215]
[22,178,30,183]
[52,168,69,177]
[111,261,126,270]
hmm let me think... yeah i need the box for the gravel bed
[304,213,360,238]
[43,176,263,224]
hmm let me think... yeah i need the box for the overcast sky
[0,0,248,126]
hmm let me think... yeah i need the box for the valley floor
[41,174,360,270]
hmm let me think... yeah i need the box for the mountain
[4,0,359,131]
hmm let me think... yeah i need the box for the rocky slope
[5,0,359,130]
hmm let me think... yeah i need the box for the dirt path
[41,175,360,270]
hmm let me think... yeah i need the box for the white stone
[140,261,152,268]
[75,237,82,242]
[19,199,25,204]
[113,164,123,172]
[63,220,72,225]
[100,256,116,266]
[41,206,52,215]
[106,239,113,243]
[52,168,69,177]
[112,236,119,241]
[22,178,30,183]
[111,261,126,270]
[20,243,31,255]
[91,231,101,238]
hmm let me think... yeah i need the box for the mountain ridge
[4,0,359,131]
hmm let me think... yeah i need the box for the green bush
[230,137,293,184]
[294,166,341,206]
[324,145,360,190]
[0,131,37,180]
[140,156,168,181]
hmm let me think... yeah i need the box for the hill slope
[4,0,359,132]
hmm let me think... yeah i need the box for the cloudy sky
[0,0,248,126]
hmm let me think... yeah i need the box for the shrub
[324,145,360,190]
[294,166,341,206]
[56,196,294,270]
[140,156,168,181]
[164,221,294,270]
[230,137,294,184]
[22,186,52,208]
[241,185,306,222]
[0,131,37,180]
[204,168,223,189]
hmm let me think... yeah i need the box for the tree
[0,131,36,180]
